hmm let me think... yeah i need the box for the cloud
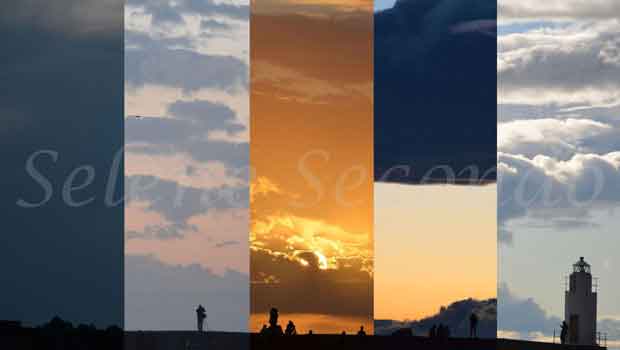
[498,151,620,229]
[251,214,372,273]
[499,0,620,21]
[499,20,620,106]
[499,118,618,160]
[201,18,232,31]
[0,0,123,328]
[127,175,247,226]
[214,240,240,248]
[374,0,497,184]
[497,18,620,246]
[250,175,372,318]
[126,0,249,22]
[0,0,121,35]
[126,222,197,240]
[499,283,620,346]
[125,47,247,92]
[125,99,248,168]
[251,249,372,317]
[125,254,248,331]
[498,283,561,338]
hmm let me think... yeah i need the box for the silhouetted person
[437,323,449,340]
[560,321,568,344]
[260,324,268,335]
[308,330,313,335]
[267,307,283,336]
[357,325,366,336]
[341,331,346,336]
[429,324,437,338]
[196,305,206,332]
[269,308,278,327]
[469,312,479,338]
[285,320,297,336]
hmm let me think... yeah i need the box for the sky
[0,0,123,328]
[250,0,373,334]
[124,0,250,331]
[497,0,620,347]
[375,184,497,321]
[373,0,497,324]
[374,0,395,12]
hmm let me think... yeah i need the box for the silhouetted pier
[2,329,608,350]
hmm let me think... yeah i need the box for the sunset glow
[250,0,373,334]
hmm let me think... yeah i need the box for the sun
[314,251,329,270]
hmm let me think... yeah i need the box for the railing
[596,332,607,347]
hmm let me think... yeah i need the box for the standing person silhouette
[196,305,207,332]
[560,321,568,344]
[357,325,366,336]
[469,312,479,338]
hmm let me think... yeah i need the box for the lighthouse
[565,257,597,345]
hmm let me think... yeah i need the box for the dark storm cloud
[0,1,123,327]
[374,0,497,184]
[125,254,248,331]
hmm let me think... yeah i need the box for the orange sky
[250,0,373,334]
[374,183,497,321]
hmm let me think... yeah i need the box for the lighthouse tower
[565,257,597,345]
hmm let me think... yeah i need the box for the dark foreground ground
[1,329,607,350]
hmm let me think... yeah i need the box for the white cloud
[498,152,620,225]
[499,118,616,160]
[499,20,620,106]
[499,0,620,22]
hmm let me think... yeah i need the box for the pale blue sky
[374,0,395,12]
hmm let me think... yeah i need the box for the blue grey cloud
[125,47,247,92]
[125,254,248,331]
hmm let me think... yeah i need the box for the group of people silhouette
[469,312,479,338]
[256,307,367,337]
[195,305,479,339]
[427,312,479,339]
[428,323,450,339]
